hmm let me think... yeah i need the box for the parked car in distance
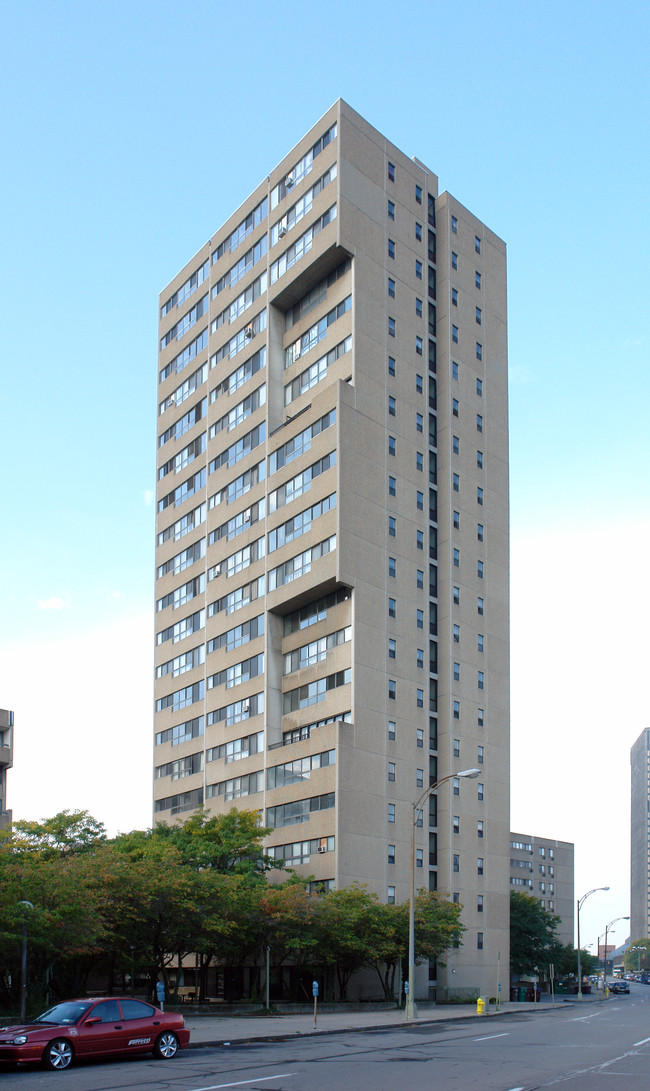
[609,981,630,994]
[0,997,189,1070]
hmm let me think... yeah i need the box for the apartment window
[415,222,422,241]
[388,597,396,618]
[416,452,423,471]
[453,585,460,604]
[475,235,481,254]
[415,184,422,204]
[416,689,424,708]
[416,412,423,433]
[478,708,484,727]
[453,510,460,529]
[388,277,396,298]
[476,342,482,360]
[477,450,483,468]
[388,844,396,864]
[416,335,423,355]
[416,768,424,788]
[478,857,484,875]
[453,815,460,834]
[452,473,459,492]
[477,560,484,579]
[388,720,396,740]
[388,317,396,337]
[453,623,460,643]
[416,490,424,510]
[416,648,424,668]
[477,595,484,615]
[415,259,423,279]
[452,398,459,416]
[416,847,423,868]
[451,288,458,307]
[417,608,424,629]
[477,932,484,950]
[451,251,458,270]
[388,161,395,182]
[478,820,484,839]
[478,633,484,653]
[388,804,395,822]
[388,475,396,496]
[453,854,460,873]
[476,307,482,325]
[477,413,483,432]
[388,762,396,782]
[478,782,484,801]
[452,325,458,344]
[387,199,395,220]
[475,270,481,289]
[476,378,483,396]
[416,530,424,550]
[416,569,424,589]
[453,548,460,568]
[416,374,423,393]
[388,238,395,259]
[388,436,396,456]
[453,661,460,681]
[452,360,458,380]
[387,885,396,904]
[478,745,484,764]
[453,700,460,719]
[388,355,396,376]
[388,679,396,700]
[416,297,423,317]
[451,215,458,233]
[477,895,484,913]
[417,727,424,748]
[388,395,396,416]
[477,487,483,505]
[453,777,460,795]
[478,671,484,690]
[477,523,484,542]
[388,638,396,659]
[388,515,396,537]
[453,892,460,904]
[453,435,459,455]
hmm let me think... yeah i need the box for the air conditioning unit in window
[278,224,288,238]
[317,845,327,854]
[241,700,250,713]
[285,172,295,188]
[244,325,254,339]
[243,508,251,522]
[167,395,175,407]
[214,563,223,577]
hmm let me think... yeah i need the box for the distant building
[0,709,14,829]
[630,728,650,941]
[510,833,574,945]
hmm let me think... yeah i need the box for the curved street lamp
[603,915,629,993]
[404,769,480,1020]
[576,886,609,999]
[18,901,34,1023]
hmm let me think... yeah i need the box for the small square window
[416,608,424,629]
[453,661,460,681]
[388,277,396,298]
[388,161,395,182]
[451,215,458,234]
[453,548,460,568]
[478,708,484,728]
[416,412,423,433]
[475,235,481,254]
[388,515,396,536]
[388,316,396,337]
[388,355,396,377]
[477,595,484,615]
[416,298,423,317]
[453,510,460,529]
[388,395,396,416]
[476,377,483,396]
[388,679,396,700]
[452,361,459,380]
[416,569,424,589]
[478,633,484,653]
[416,335,423,355]
[388,720,396,740]
[477,486,483,505]
[416,530,424,550]
[475,270,481,289]
[388,597,396,618]
[416,490,424,510]
[415,184,422,204]
[388,435,396,456]
[387,199,395,220]
[415,259,423,280]
[388,556,396,577]
[453,585,460,604]
[415,222,422,241]
[416,451,423,471]
[388,844,396,864]
[477,560,484,579]
[388,638,396,659]
[416,688,424,708]
[476,413,483,432]
[476,342,482,360]
[416,374,423,393]
[477,450,483,468]
[451,287,458,306]
[475,307,482,325]
[388,761,396,782]
[453,699,460,719]
[388,238,395,259]
[388,803,395,823]
[452,398,459,416]
[452,325,459,344]
[477,523,483,542]
[477,857,484,875]
[453,435,459,454]
[451,251,458,270]
[478,670,484,690]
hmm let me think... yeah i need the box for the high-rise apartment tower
[631,728,650,942]
[154,101,510,998]
[0,708,14,830]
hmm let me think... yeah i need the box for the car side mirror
[83,1016,101,1025]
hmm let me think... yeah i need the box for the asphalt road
[2,986,650,1090]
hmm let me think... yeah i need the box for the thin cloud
[36,596,71,611]
[142,489,154,507]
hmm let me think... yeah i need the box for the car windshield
[34,1002,93,1025]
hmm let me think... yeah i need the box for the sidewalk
[183,994,601,1047]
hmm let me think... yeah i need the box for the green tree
[510,891,560,975]
[625,939,650,972]
[8,810,107,857]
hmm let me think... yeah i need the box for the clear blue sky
[1,0,648,946]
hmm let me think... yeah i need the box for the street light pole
[576,886,609,1000]
[404,768,480,1021]
[18,901,34,1024]
[603,915,629,994]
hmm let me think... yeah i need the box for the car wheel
[153,1031,179,1059]
[43,1038,74,1070]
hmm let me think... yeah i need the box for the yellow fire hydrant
[476,996,486,1015]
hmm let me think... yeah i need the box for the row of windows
[283,667,350,713]
[159,361,208,417]
[284,336,351,406]
[157,501,206,546]
[212,197,268,264]
[208,651,264,692]
[271,163,338,247]
[207,614,264,655]
[266,792,335,829]
[208,497,265,548]
[158,432,206,481]
[267,836,334,865]
[212,236,268,299]
[155,751,203,779]
[157,467,206,514]
[283,710,351,745]
[155,714,204,747]
[207,691,264,728]
[157,573,205,613]
[207,729,264,765]
[283,626,350,675]
[157,537,205,581]
[161,258,209,317]
[283,588,350,635]
[269,492,336,554]
[207,535,265,582]
[209,383,266,440]
[211,272,267,333]
[154,788,203,815]
[156,680,204,713]
[209,459,265,511]
[211,308,267,367]
[268,534,336,592]
[267,749,335,789]
[156,607,204,648]
[269,452,335,513]
[160,328,209,384]
[285,259,350,330]
[206,771,263,801]
[161,294,208,350]
[207,574,265,619]
[159,396,207,448]
[270,123,337,210]
[285,295,351,368]
[211,347,265,404]
[208,423,266,476]
[269,409,336,474]
[270,205,337,284]
[156,644,205,680]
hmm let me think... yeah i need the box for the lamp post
[603,915,629,993]
[18,901,34,1023]
[631,945,645,972]
[404,768,480,1020]
[576,887,609,999]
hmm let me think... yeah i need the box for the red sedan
[0,997,190,1070]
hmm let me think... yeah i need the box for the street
[1,986,650,1090]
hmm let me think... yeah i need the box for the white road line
[189,1075,296,1091]
[473,1032,509,1041]
[634,1035,650,1046]
[505,1087,525,1091]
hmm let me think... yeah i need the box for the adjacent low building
[631,728,650,943]
[510,833,574,945]
[0,708,14,829]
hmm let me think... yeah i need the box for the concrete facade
[510,832,574,946]
[631,728,650,942]
[0,709,14,829]
[153,101,510,999]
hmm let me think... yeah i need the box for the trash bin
[510,985,519,1002]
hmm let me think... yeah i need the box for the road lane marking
[189,1075,296,1091]
[506,1087,525,1091]
[634,1035,650,1045]
[473,1032,508,1041]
